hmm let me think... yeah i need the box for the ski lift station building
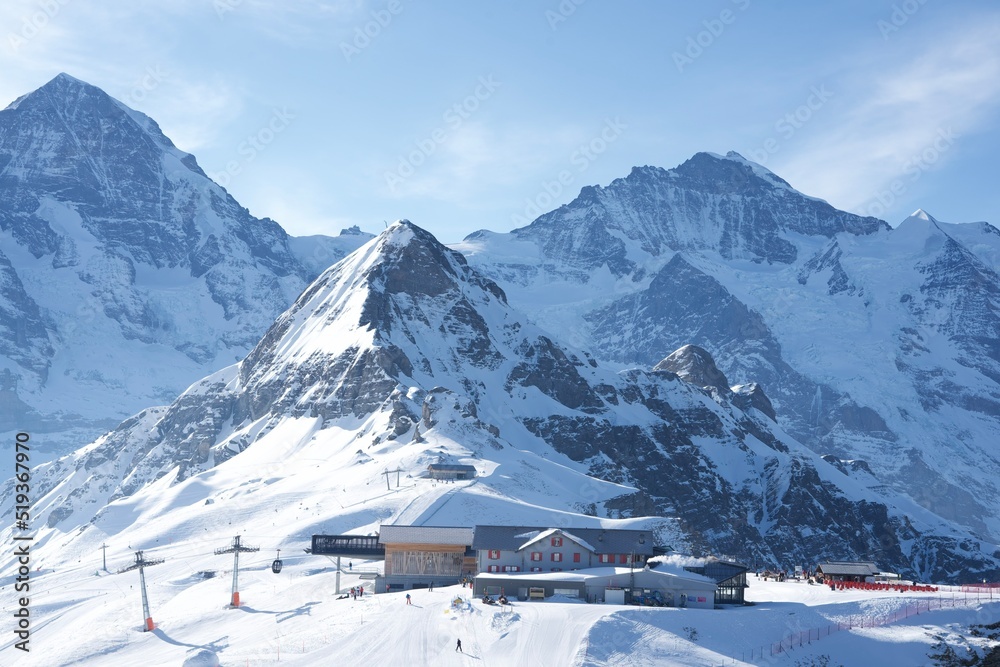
[426,463,477,480]
[473,566,717,608]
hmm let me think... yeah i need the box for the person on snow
[456,639,462,652]
[405,593,412,605]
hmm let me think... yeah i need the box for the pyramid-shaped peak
[654,344,730,394]
[325,218,506,309]
[908,209,938,223]
[15,72,108,104]
[672,151,797,194]
[5,71,138,124]
[376,219,454,258]
[896,209,945,234]
[48,72,92,87]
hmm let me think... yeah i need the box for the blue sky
[2,1,999,243]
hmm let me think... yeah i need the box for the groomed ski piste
[4,550,998,666]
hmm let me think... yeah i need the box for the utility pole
[383,469,391,491]
[100,543,108,571]
[117,550,164,631]
[215,535,259,607]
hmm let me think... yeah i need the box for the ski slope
[4,546,998,666]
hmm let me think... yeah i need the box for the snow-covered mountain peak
[0,75,367,456]
[677,150,798,195]
[888,208,957,256]
[242,219,511,379]
[908,208,938,223]
[896,209,945,233]
[4,71,175,153]
[5,72,94,110]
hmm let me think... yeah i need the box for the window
[551,536,563,547]
[573,553,581,563]
[619,554,628,565]
[488,550,500,560]
[530,552,542,562]
[551,552,563,562]
[598,554,611,564]
[551,567,562,572]
[503,565,521,572]
[530,566,542,572]
[487,565,500,573]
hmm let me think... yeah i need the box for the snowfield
[4,550,997,666]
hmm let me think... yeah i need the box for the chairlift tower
[215,535,259,607]
[117,550,165,631]
[382,467,404,490]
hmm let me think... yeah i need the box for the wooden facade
[383,543,465,578]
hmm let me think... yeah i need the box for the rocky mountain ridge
[0,74,370,454]
[6,221,998,582]
[457,153,1000,549]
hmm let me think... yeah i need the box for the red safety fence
[825,580,938,593]
[961,583,1000,593]
[731,589,1000,665]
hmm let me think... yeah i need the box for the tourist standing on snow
[456,639,462,652]
[405,593,412,605]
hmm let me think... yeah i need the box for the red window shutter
[573,553,581,563]
[619,554,628,564]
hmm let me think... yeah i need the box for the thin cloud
[772,15,1000,217]
[380,120,613,205]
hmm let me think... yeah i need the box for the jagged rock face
[0,251,52,380]
[1,74,290,271]
[654,345,730,394]
[462,156,1000,555]
[731,383,777,422]
[655,345,779,422]
[0,74,370,455]
[10,220,999,583]
[588,253,889,452]
[504,151,887,277]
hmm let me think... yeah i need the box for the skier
[405,593,412,605]
[456,638,462,653]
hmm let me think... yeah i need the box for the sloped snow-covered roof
[475,566,716,589]
[516,528,597,553]
[472,525,654,555]
[379,525,474,546]
[817,561,879,577]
